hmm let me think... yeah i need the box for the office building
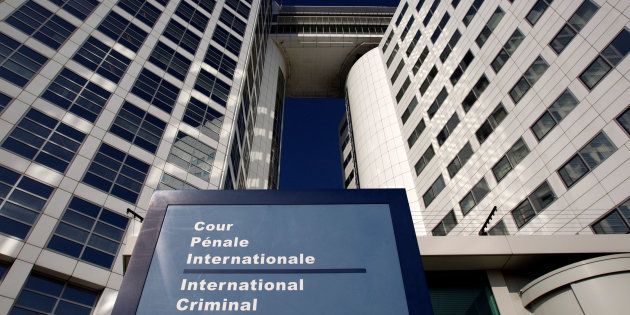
[339,0,630,313]
[0,0,628,314]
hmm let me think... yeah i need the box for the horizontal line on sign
[182,268,367,274]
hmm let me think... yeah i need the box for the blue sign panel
[113,190,432,314]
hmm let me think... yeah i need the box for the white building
[0,0,628,314]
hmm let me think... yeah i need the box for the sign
[113,190,433,314]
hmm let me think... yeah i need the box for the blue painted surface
[137,204,409,314]
[113,190,433,315]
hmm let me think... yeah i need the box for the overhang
[270,6,394,97]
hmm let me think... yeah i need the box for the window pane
[558,155,589,187]
[549,90,579,121]
[492,156,512,182]
[460,193,475,215]
[580,56,612,89]
[617,107,630,135]
[532,112,556,140]
[529,181,556,211]
[568,0,598,31]
[579,132,616,169]
[512,200,535,228]
[601,29,629,67]
[443,211,458,233]
[550,25,576,53]
[592,210,629,234]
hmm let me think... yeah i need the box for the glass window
[427,88,448,119]
[47,197,128,269]
[529,181,556,211]
[526,0,553,25]
[491,28,524,73]
[395,3,409,26]
[0,92,11,113]
[437,113,460,146]
[175,0,210,32]
[182,97,225,141]
[580,29,629,89]
[492,138,529,182]
[118,0,162,27]
[187,0,215,15]
[0,32,48,87]
[617,107,630,135]
[41,68,111,122]
[97,11,148,52]
[440,30,461,62]
[401,97,418,124]
[450,50,474,85]
[512,199,535,228]
[531,89,579,140]
[558,131,617,187]
[194,69,232,107]
[167,131,216,181]
[414,144,435,175]
[82,143,149,204]
[510,56,549,104]
[460,178,490,215]
[6,1,77,50]
[432,210,457,236]
[0,165,54,239]
[163,19,201,54]
[423,175,445,207]
[462,0,485,26]
[382,32,393,53]
[512,181,556,228]
[447,142,473,178]
[550,1,599,54]
[386,44,398,68]
[475,8,504,48]
[73,36,132,84]
[422,0,441,26]
[406,31,422,57]
[131,68,181,114]
[219,8,247,36]
[407,118,426,148]
[592,199,630,234]
[204,45,237,80]
[2,108,86,173]
[462,75,489,112]
[579,132,616,169]
[391,60,405,84]
[400,17,414,40]
[396,77,411,102]
[212,25,242,56]
[148,41,192,81]
[50,0,99,20]
[420,66,438,95]
[225,0,250,19]
[413,48,429,74]
[158,173,198,190]
[430,13,450,43]
[110,102,167,153]
[10,272,99,314]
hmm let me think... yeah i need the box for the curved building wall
[346,49,426,235]
[247,41,288,189]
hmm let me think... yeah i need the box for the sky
[279,98,347,189]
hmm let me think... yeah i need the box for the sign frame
[113,189,433,314]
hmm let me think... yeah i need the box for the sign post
[113,189,433,314]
